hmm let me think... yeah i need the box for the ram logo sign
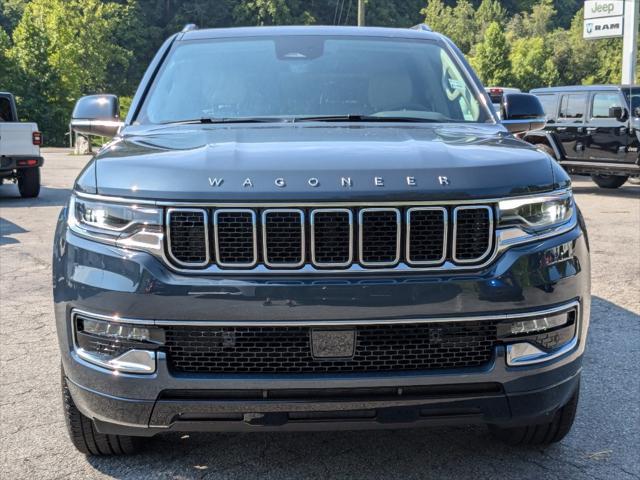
[583,16,624,39]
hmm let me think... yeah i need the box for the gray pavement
[1,149,639,480]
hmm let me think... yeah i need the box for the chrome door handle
[586,127,597,133]
[556,127,567,131]
[618,127,627,135]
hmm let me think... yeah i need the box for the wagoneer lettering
[56,25,590,456]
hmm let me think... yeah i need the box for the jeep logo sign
[584,0,624,19]
[583,0,624,40]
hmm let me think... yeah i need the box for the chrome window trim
[262,208,306,268]
[310,208,353,268]
[213,208,258,268]
[166,208,210,267]
[70,300,580,328]
[358,208,401,267]
[406,206,448,266]
[452,205,494,264]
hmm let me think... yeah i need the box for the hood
[85,124,556,202]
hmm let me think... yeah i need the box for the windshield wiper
[160,117,289,125]
[292,115,442,123]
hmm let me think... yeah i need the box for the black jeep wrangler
[526,85,640,189]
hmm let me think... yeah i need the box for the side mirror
[500,93,546,134]
[609,106,627,121]
[70,94,123,138]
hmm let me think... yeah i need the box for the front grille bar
[166,205,495,271]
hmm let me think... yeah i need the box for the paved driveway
[1,150,639,479]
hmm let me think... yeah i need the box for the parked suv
[55,26,590,455]
[526,85,640,189]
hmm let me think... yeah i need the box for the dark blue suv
[55,25,590,455]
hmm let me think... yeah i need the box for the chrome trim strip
[359,208,401,267]
[166,208,210,267]
[452,205,494,264]
[262,209,305,268]
[213,208,258,268]
[406,206,448,266]
[310,208,353,268]
[71,300,580,328]
[506,337,578,367]
[73,188,571,208]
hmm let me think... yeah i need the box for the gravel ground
[1,149,639,480]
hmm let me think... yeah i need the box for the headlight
[68,195,163,251]
[498,191,573,233]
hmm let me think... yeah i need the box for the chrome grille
[166,204,495,271]
[262,209,305,268]
[166,209,209,266]
[310,209,353,267]
[213,209,257,267]
[359,208,401,266]
[453,206,493,263]
[406,207,447,265]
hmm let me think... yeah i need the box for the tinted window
[591,93,623,118]
[559,94,586,121]
[0,97,12,122]
[138,36,490,124]
[536,94,558,119]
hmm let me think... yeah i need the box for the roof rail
[181,23,198,33]
[411,24,432,32]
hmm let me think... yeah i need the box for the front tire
[61,370,141,455]
[591,174,628,189]
[17,167,40,198]
[489,386,579,446]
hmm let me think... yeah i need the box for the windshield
[625,87,640,112]
[136,35,490,124]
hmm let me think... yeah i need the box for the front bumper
[53,210,590,435]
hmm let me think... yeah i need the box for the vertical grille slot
[359,208,401,266]
[262,209,305,268]
[214,209,257,267]
[453,206,493,263]
[406,207,447,265]
[310,209,353,267]
[166,208,209,266]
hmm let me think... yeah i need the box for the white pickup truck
[0,92,43,198]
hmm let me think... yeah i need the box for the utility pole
[358,0,365,26]
[621,0,638,84]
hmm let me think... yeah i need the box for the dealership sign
[584,16,624,38]
[584,0,624,19]
[583,0,625,39]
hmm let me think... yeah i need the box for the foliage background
[0,0,637,145]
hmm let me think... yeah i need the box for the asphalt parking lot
[1,149,639,480]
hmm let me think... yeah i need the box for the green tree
[421,0,475,53]
[474,0,507,41]
[509,36,558,90]
[470,22,511,86]
[8,0,135,144]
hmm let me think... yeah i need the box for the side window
[591,93,623,119]
[0,97,12,122]
[558,94,586,122]
[536,94,558,120]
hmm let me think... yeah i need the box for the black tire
[61,370,141,455]
[489,386,579,446]
[17,167,40,198]
[535,143,556,160]
[590,174,628,189]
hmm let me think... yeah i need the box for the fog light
[503,309,578,366]
[509,313,568,335]
[74,314,163,374]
